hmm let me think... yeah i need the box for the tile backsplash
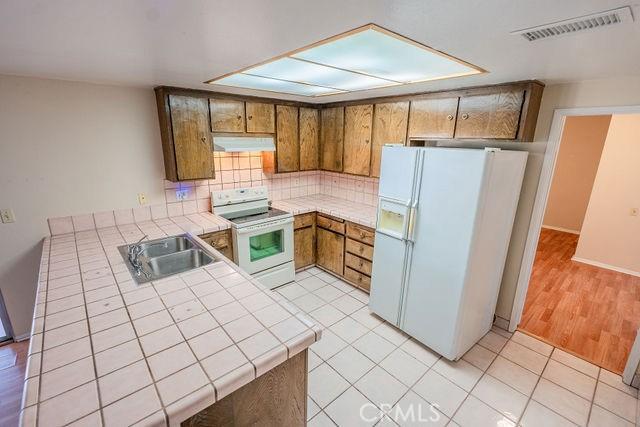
[163,152,379,215]
[48,151,379,234]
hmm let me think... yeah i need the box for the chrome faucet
[127,235,169,278]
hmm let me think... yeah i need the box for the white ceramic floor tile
[327,345,376,383]
[325,386,377,427]
[331,294,365,315]
[308,363,350,408]
[432,359,482,392]
[391,390,449,426]
[379,348,429,387]
[532,378,590,426]
[351,307,384,330]
[293,293,326,313]
[453,395,515,427]
[593,381,637,423]
[471,374,527,422]
[311,330,348,360]
[373,323,409,346]
[412,370,468,418]
[353,331,397,364]
[461,344,497,371]
[478,331,508,353]
[355,366,408,407]
[598,369,638,398]
[588,404,634,427]
[400,339,440,368]
[550,349,599,379]
[277,283,308,300]
[310,304,347,327]
[511,331,553,356]
[330,317,370,343]
[308,397,321,420]
[308,411,337,427]
[309,349,323,371]
[314,285,345,303]
[542,359,596,400]
[298,276,329,292]
[487,355,539,396]
[520,400,577,427]
[500,340,548,375]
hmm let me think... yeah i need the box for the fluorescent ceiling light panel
[206,24,485,97]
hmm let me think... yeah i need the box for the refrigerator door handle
[406,205,417,242]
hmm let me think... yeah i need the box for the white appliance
[213,136,275,152]
[369,146,527,360]
[212,186,294,289]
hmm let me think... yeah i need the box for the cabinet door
[246,102,275,133]
[299,108,320,171]
[371,102,409,178]
[168,95,214,180]
[199,230,234,262]
[455,90,525,139]
[316,228,344,276]
[320,107,344,172]
[343,104,373,176]
[294,226,315,269]
[276,105,299,172]
[407,97,458,139]
[210,99,245,132]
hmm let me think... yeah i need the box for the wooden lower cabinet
[294,213,315,270]
[316,219,345,277]
[199,229,234,262]
[296,213,375,293]
[182,350,307,427]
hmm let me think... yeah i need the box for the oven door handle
[234,217,293,234]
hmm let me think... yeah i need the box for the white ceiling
[1,0,639,103]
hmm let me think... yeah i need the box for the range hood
[213,136,275,152]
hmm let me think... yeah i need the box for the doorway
[512,109,640,375]
[0,291,11,343]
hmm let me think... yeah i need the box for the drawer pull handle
[447,114,454,121]
[461,113,469,120]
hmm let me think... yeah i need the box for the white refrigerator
[369,146,527,360]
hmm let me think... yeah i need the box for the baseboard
[13,332,30,342]
[541,225,581,235]
[571,256,640,277]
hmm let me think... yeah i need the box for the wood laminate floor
[0,341,28,427]
[520,228,640,374]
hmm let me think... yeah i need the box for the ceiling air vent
[512,6,634,41]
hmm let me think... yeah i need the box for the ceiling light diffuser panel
[207,24,485,97]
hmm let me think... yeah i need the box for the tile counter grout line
[98,222,170,425]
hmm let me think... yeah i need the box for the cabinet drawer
[294,213,315,230]
[317,214,345,234]
[345,253,372,276]
[345,238,374,261]
[346,222,375,245]
[344,266,371,292]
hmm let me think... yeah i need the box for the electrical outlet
[1,208,16,223]
[176,189,189,201]
[137,193,147,205]
[631,207,639,217]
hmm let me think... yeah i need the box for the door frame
[0,289,13,342]
[509,104,640,383]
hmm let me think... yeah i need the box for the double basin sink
[118,234,217,284]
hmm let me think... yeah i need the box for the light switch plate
[1,208,15,223]
[137,193,147,205]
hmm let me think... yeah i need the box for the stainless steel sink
[118,234,217,284]
[146,249,214,277]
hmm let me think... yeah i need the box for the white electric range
[212,186,294,289]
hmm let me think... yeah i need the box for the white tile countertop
[273,195,378,228]
[21,223,322,426]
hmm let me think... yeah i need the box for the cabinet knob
[237,115,242,120]
[447,114,454,121]
[200,136,207,144]
[461,113,469,120]
[365,139,370,144]
[248,115,253,120]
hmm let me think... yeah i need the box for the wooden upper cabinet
[299,108,320,171]
[370,102,409,178]
[168,95,214,180]
[455,90,525,139]
[343,104,373,176]
[246,102,275,133]
[276,105,299,172]
[320,107,344,172]
[210,99,245,132]
[408,97,459,139]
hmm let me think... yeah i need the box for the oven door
[234,217,294,274]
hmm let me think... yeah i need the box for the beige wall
[0,74,166,337]
[574,114,640,274]
[542,115,610,233]
[497,75,640,322]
